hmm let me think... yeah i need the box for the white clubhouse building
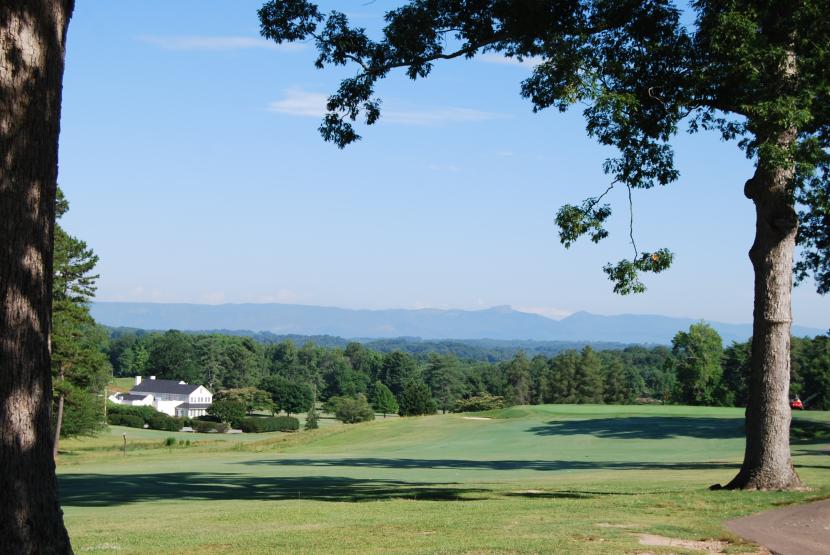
[109,376,213,418]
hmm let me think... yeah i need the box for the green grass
[59,405,830,554]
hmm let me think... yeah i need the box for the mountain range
[90,302,826,345]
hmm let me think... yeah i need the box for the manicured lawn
[58,405,830,554]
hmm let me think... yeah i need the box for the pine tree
[398,380,437,416]
[574,347,604,404]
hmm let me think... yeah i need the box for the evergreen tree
[398,380,437,416]
[602,359,632,405]
[504,352,532,405]
[423,354,466,413]
[574,347,604,404]
[51,188,111,456]
[304,406,320,430]
[548,351,579,403]
[370,380,399,418]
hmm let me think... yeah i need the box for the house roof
[131,379,200,395]
[113,393,152,402]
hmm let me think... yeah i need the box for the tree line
[105,323,830,417]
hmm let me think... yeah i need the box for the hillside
[91,302,825,345]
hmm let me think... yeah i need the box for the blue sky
[57,0,829,329]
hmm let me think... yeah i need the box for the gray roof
[113,393,151,402]
[130,379,200,395]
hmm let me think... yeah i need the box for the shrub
[107,413,145,429]
[191,420,228,433]
[335,395,375,424]
[304,407,319,430]
[164,437,177,447]
[322,396,345,415]
[207,399,246,426]
[146,413,183,432]
[238,416,299,433]
[107,402,156,423]
[453,394,507,413]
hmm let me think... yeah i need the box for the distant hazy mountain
[91,302,825,344]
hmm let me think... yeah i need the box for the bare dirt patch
[637,533,729,553]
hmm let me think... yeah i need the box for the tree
[260,0,830,489]
[670,323,724,406]
[602,359,633,404]
[398,380,437,416]
[51,188,111,456]
[304,406,320,429]
[214,387,273,415]
[721,341,752,407]
[207,399,246,427]
[423,354,466,413]
[1,1,76,551]
[260,375,313,416]
[334,394,375,423]
[369,380,399,417]
[378,351,417,396]
[504,352,532,405]
[574,347,604,404]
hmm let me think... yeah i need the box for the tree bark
[721,133,802,491]
[0,1,75,553]
[53,384,64,460]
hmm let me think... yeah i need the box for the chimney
[149,375,156,380]
[135,375,142,386]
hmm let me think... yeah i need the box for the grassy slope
[59,405,830,554]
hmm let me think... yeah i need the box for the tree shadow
[58,473,487,507]
[241,457,737,472]
[527,417,746,439]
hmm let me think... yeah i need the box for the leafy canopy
[259,0,830,293]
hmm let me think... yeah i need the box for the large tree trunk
[0,1,75,553]
[722,132,802,491]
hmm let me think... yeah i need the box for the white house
[110,375,213,418]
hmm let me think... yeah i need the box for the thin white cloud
[479,53,542,69]
[514,306,573,320]
[137,35,305,52]
[268,89,328,117]
[268,89,501,125]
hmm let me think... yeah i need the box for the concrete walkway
[726,498,830,555]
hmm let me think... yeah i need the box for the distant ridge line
[91,301,825,345]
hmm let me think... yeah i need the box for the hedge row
[107,413,145,428]
[107,402,185,431]
[191,420,228,433]
[238,416,299,433]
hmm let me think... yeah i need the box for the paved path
[726,499,830,555]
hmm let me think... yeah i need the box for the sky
[57,0,829,329]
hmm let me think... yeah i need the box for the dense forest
[105,324,830,412]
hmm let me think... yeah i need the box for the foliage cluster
[453,394,506,413]
[330,395,375,424]
[237,416,300,433]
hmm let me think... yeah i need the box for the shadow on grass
[241,458,738,472]
[790,419,830,443]
[59,473,487,507]
[527,417,746,439]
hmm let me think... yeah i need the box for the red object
[790,399,804,410]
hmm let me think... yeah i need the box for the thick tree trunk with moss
[0,1,75,553]
[723,137,802,491]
